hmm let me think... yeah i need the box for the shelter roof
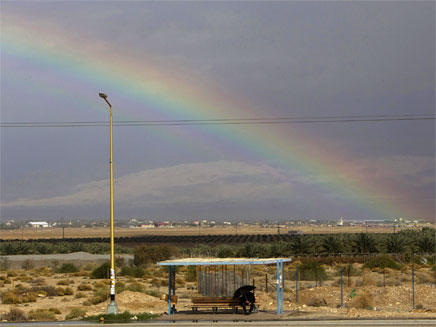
[157,257,292,266]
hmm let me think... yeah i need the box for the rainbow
[1,15,427,219]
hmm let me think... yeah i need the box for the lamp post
[99,92,117,314]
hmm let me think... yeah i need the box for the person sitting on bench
[239,291,255,315]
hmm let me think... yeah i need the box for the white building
[27,222,49,228]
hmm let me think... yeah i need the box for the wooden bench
[191,297,241,313]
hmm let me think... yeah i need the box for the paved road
[3,320,435,327]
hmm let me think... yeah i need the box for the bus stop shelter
[157,257,292,316]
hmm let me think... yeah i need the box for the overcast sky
[1,1,434,222]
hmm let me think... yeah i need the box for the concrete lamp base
[107,301,118,314]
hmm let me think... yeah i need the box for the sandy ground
[0,264,435,321]
[3,225,432,240]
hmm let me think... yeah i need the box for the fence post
[280,260,284,314]
[296,264,299,304]
[266,273,268,293]
[340,266,343,308]
[412,262,415,309]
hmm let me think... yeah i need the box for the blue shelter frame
[157,257,292,316]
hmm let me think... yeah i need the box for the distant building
[139,223,154,229]
[288,230,303,235]
[27,222,49,228]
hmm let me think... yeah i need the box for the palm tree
[321,235,344,254]
[269,241,291,257]
[353,233,378,253]
[239,243,261,258]
[416,234,435,253]
[383,234,406,253]
[290,236,312,255]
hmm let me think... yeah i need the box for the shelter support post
[276,261,280,315]
[168,265,172,315]
[280,260,284,313]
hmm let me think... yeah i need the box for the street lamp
[99,92,117,314]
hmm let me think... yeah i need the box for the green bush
[119,266,145,278]
[363,255,402,270]
[91,262,110,279]
[56,263,79,273]
[66,308,87,320]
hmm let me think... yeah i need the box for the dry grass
[351,292,374,309]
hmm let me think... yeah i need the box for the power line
[1,114,434,128]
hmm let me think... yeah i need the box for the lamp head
[99,92,108,99]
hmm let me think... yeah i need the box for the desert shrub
[350,292,374,310]
[57,263,79,273]
[307,296,327,307]
[383,278,401,286]
[120,266,145,278]
[3,307,27,321]
[57,279,73,286]
[21,259,35,270]
[0,258,10,271]
[29,278,46,285]
[145,289,159,297]
[7,271,18,277]
[416,271,435,284]
[94,281,108,288]
[126,282,145,292]
[75,292,86,299]
[336,264,361,276]
[363,255,401,270]
[28,309,56,321]
[1,290,21,304]
[89,287,109,305]
[66,308,87,320]
[160,279,169,287]
[50,260,59,270]
[30,285,60,296]
[64,287,74,295]
[176,277,185,286]
[82,263,97,271]
[49,308,61,314]
[91,262,110,279]
[78,283,92,291]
